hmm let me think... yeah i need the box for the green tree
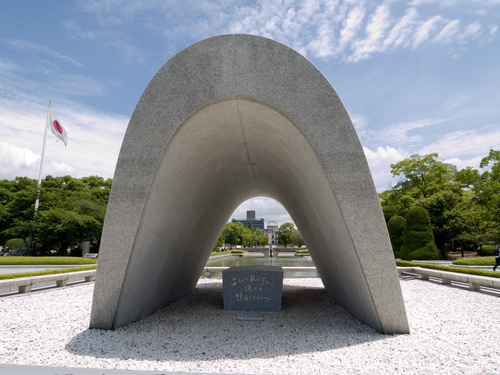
[400,206,440,260]
[390,153,452,199]
[212,232,225,252]
[387,216,406,258]
[241,227,253,247]
[293,229,305,246]
[453,149,500,247]
[0,175,111,253]
[379,150,500,255]
[379,153,453,217]
[252,228,268,247]
[222,222,244,246]
[0,177,38,244]
[278,222,296,247]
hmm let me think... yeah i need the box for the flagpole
[27,101,51,254]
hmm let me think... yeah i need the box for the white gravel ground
[0,278,499,375]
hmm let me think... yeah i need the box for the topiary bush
[382,206,398,223]
[400,206,440,261]
[387,216,406,258]
[5,238,27,249]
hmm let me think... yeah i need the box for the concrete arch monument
[90,34,409,334]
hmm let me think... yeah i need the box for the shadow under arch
[90,34,408,334]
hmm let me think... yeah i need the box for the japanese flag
[47,106,68,146]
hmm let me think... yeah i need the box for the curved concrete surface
[90,34,409,334]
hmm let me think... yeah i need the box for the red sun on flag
[47,106,68,146]
[53,120,63,134]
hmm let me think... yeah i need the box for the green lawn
[0,256,97,265]
[452,256,495,266]
[0,265,97,280]
[396,260,499,278]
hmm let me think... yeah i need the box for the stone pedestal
[223,265,283,312]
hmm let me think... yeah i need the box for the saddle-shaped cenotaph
[90,34,409,334]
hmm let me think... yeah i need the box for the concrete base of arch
[89,34,409,334]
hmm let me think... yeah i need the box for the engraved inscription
[231,275,272,302]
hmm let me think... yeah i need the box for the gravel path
[0,278,498,375]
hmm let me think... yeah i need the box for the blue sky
[1,0,499,226]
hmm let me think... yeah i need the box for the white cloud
[230,197,293,227]
[0,100,128,181]
[442,156,484,172]
[364,146,408,168]
[382,7,419,49]
[349,3,391,62]
[350,113,369,137]
[0,142,40,178]
[70,0,498,64]
[417,125,500,160]
[433,19,461,43]
[412,15,443,48]
[363,146,409,191]
[462,21,482,40]
[337,5,366,56]
[376,117,446,145]
[2,39,84,67]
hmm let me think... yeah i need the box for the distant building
[231,210,264,231]
[443,163,458,173]
[263,221,279,246]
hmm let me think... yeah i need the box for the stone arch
[90,34,409,334]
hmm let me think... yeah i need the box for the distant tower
[231,210,264,231]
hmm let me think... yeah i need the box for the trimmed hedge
[476,245,497,256]
[0,265,97,280]
[396,260,500,279]
[382,206,398,223]
[230,250,248,254]
[452,256,495,266]
[400,206,440,261]
[387,216,406,258]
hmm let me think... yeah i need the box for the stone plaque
[223,265,283,312]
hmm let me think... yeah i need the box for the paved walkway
[0,364,257,375]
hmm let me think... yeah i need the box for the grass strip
[452,256,495,266]
[210,251,231,256]
[230,250,248,254]
[295,249,309,254]
[396,260,499,278]
[0,257,97,265]
[0,265,97,280]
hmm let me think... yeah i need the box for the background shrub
[400,206,441,260]
[387,216,406,258]
[476,245,497,256]
[382,206,398,223]
[5,238,27,249]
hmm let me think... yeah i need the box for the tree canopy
[379,150,500,257]
[0,175,111,254]
[278,222,298,247]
